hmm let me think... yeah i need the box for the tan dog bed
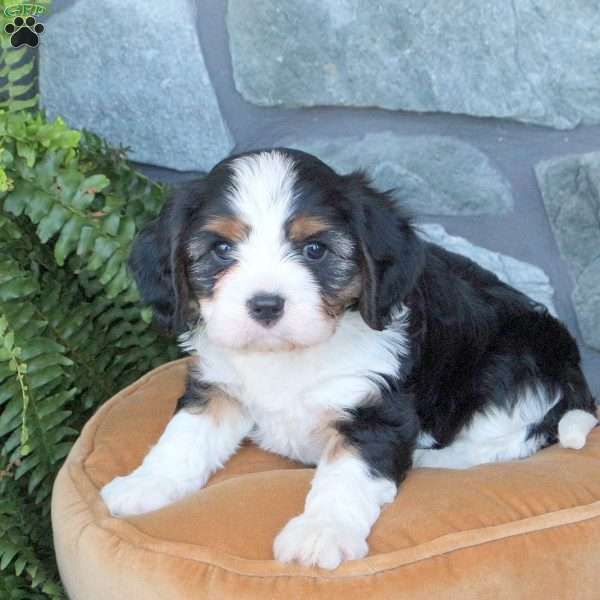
[52,358,600,599]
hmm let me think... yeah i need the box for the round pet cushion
[52,359,600,600]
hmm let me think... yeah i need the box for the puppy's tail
[556,370,597,449]
[531,368,597,450]
[558,409,598,450]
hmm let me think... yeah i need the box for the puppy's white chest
[249,403,325,464]
[229,354,363,463]
[189,311,408,464]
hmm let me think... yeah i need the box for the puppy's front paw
[273,514,368,570]
[101,470,187,517]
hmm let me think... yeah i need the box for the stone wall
[40,0,600,394]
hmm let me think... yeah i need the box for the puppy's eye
[303,241,328,261]
[212,241,234,262]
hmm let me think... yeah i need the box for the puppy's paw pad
[273,514,368,570]
[100,471,180,517]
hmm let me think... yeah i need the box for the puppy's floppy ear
[129,182,200,334]
[344,172,424,331]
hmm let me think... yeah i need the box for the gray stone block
[420,224,556,316]
[228,0,600,129]
[40,0,233,171]
[573,263,600,352]
[536,153,600,350]
[281,132,512,215]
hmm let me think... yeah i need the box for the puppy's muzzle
[247,293,285,327]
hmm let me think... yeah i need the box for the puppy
[101,148,598,569]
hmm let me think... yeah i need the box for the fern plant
[0,8,178,594]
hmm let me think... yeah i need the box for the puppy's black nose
[247,294,285,326]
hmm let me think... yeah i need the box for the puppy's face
[130,149,424,352]
[186,152,361,351]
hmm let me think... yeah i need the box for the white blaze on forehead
[227,151,297,235]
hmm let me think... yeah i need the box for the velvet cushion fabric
[52,359,600,599]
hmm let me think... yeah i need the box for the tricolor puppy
[101,149,598,569]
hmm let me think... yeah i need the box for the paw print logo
[4,16,45,48]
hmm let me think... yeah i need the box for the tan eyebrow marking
[288,215,331,241]
[203,216,250,242]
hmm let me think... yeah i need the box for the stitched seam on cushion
[80,509,600,581]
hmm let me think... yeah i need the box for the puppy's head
[130,149,424,351]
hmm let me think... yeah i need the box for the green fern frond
[0,471,65,599]
[2,112,166,302]
[0,103,177,598]
[0,256,78,495]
